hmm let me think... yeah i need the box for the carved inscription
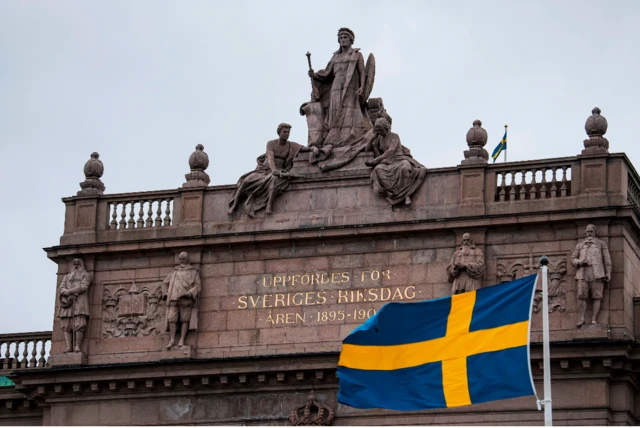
[233,268,418,326]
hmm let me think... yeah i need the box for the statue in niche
[57,258,92,353]
[571,224,611,327]
[364,118,426,205]
[446,233,485,294]
[301,27,374,148]
[163,252,202,349]
[228,123,318,217]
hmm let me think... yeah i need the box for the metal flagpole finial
[504,124,508,128]
[539,256,549,266]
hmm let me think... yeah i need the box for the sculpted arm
[371,134,400,164]
[59,275,70,297]
[571,243,582,267]
[265,140,277,173]
[466,249,486,277]
[602,241,612,280]
[189,270,202,299]
[74,273,91,296]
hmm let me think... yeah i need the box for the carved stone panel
[495,252,567,313]
[102,281,164,338]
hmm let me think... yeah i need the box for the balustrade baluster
[110,204,118,230]
[146,201,154,228]
[20,340,29,368]
[519,170,527,200]
[498,173,506,202]
[155,200,163,227]
[550,167,558,197]
[508,171,517,201]
[118,203,127,229]
[560,166,568,196]
[540,168,548,198]
[29,340,37,368]
[37,340,46,368]
[11,341,20,369]
[137,201,145,228]
[2,341,10,370]
[163,198,172,226]
[127,202,136,229]
[529,169,537,199]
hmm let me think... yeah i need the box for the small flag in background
[491,125,508,162]
[337,275,537,411]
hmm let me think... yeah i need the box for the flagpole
[504,124,508,163]
[539,256,553,426]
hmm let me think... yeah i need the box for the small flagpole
[503,124,508,163]
[539,256,553,426]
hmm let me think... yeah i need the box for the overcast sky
[1,0,639,334]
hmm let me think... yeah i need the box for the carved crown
[289,391,334,426]
[103,295,118,307]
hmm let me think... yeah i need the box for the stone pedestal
[573,323,610,340]
[49,352,87,367]
[161,346,195,360]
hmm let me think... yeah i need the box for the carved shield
[362,53,376,102]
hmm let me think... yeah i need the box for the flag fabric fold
[337,274,537,411]
[491,128,508,162]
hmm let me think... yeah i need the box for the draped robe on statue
[447,245,485,294]
[228,139,303,217]
[368,132,427,205]
[301,47,372,171]
[163,264,201,331]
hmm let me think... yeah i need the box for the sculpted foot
[576,320,584,328]
[404,196,411,205]
[177,341,185,348]
[265,206,272,215]
[166,340,174,349]
[591,320,598,324]
[74,346,81,353]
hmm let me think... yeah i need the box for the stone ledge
[49,352,87,367]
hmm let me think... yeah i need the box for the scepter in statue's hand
[306,51,319,101]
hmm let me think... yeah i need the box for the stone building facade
[1,108,640,425]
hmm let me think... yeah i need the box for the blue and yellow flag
[491,127,508,162]
[337,275,537,411]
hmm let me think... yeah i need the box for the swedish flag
[337,275,537,411]
[491,127,508,163]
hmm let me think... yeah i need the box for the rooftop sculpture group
[228,27,427,218]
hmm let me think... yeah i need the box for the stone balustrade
[493,160,572,202]
[0,332,51,372]
[108,197,174,230]
[55,152,638,246]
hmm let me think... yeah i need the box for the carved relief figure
[57,258,91,353]
[447,233,485,294]
[228,123,318,217]
[163,252,202,349]
[365,118,426,205]
[571,224,611,327]
[301,27,374,148]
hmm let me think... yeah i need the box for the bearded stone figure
[163,252,202,349]
[571,224,612,327]
[446,233,485,295]
[57,258,92,353]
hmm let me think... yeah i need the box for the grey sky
[1,0,639,334]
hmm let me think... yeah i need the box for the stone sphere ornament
[183,144,211,187]
[582,107,609,154]
[462,120,489,165]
